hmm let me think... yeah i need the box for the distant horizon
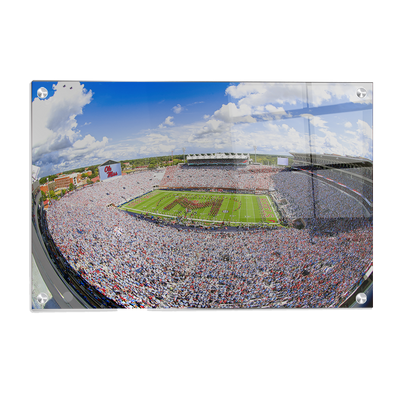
[38,152,293,179]
[37,150,377,181]
[32,81,373,179]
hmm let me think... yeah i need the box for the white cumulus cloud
[158,116,174,128]
[172,104,183,114]
[32,82,110,176]
[213,102,256,124]
[226,82,372,108]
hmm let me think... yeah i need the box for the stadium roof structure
[290,152,373,166]
[187,153,250,160]
[32,165,40,183]
[99,159,120,167]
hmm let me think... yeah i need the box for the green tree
[87,165,99,176]
[69,183,74,191]
[40,190,47,202]
[39,174,57,185]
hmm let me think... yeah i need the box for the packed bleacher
[66,170,159,207]
[272,171,369,220]
[44,167,372,308]
[314,168,373,203]
[160,165,280,190]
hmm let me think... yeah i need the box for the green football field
[120,190,279,225]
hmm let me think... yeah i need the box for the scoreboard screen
[99,163,122,181]
[277,157,289,166]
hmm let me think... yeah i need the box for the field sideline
[119,190,280,225]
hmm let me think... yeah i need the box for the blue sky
[31,81,372,178]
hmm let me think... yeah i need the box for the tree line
[39,165,99,185]
[38,153,293,186]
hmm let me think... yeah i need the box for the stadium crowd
[272,171,369,220]
[314,168,373,203]
[66,170,159,207]
[160,165,279,190]
[160,164,371,202]
[45,168,373,308]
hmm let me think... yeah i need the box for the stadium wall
[186,156,250,166]
[339,273,373,308]
[119,190,154,207]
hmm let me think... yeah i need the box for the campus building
[40,181,56,193]
[54,173,82,189]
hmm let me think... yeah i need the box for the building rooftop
[290,152,373,164]
[99,159,119,166]
[187,153,250,160]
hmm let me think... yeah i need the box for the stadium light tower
[182,147,186,163]
[253,145,257,164]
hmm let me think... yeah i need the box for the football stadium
[120,190,279,225]
[32,152,373,309]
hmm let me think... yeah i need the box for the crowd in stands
[315,168,373,203]
[272,171,369,220]
[69,170,158,207]
[159,165,279,190]
[293,165,373,203]
[343,166,373,180]
[168,164,369,202]
[45,167,373,308]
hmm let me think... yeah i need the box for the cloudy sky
[31,81,372,178]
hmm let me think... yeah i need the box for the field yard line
[238,196,244,222]
[228,193,236,222]
[221,197,231,222]
[247,196,254,222]
[248,196,254,222]
[229,197,236,222]
[250,196,257,223]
